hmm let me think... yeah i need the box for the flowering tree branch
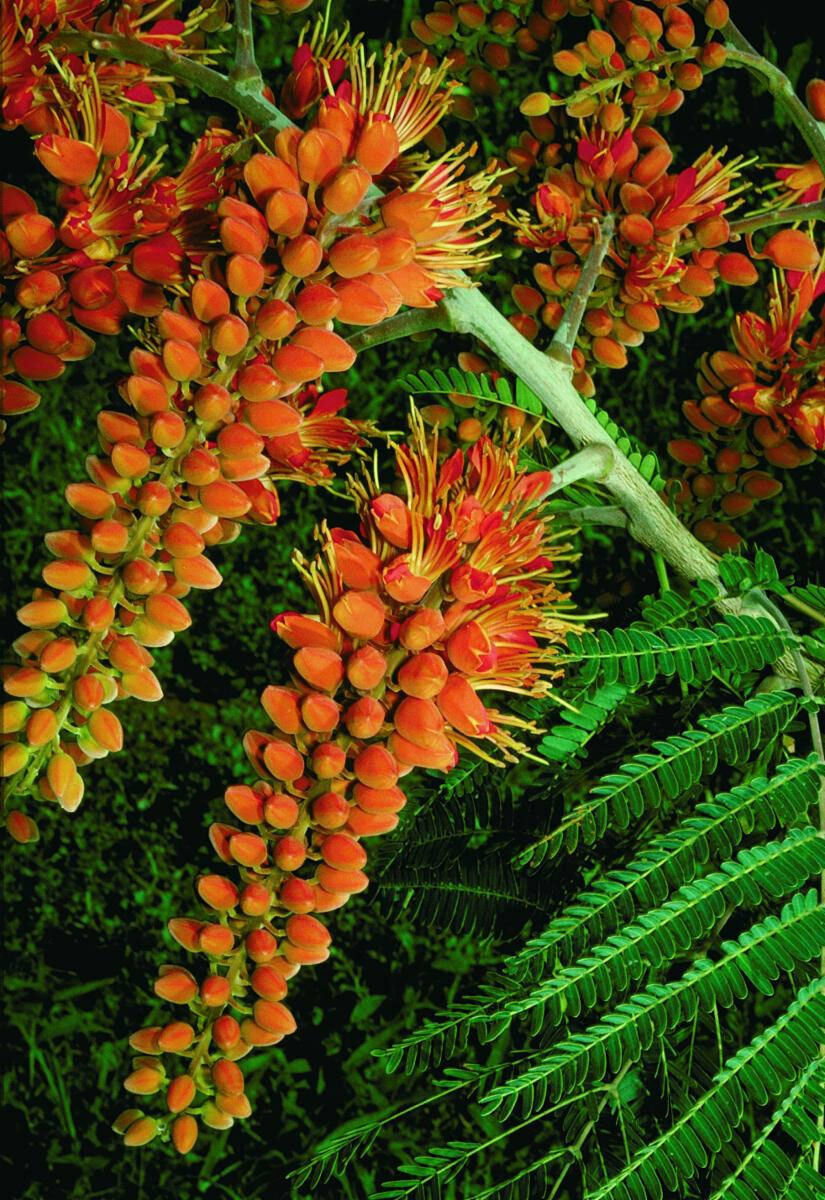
[690,0,825,177]
[53,31,293,131]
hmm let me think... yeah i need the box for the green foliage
[562,615,791,688]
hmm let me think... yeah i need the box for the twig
[690,0,825,178]
[548,213,615,367]
[53,31,293,131]
[545,446,614,495]
[346,307,446,353]
[229,0,263,94]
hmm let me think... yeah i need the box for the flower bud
[762,230,819,272]
[353,744,398,790]
[272,835,307,871]
[166,1075,196,1113]
[197,874,239,911]
[171,1114,198,1154]
[123,1116,159,1146]
[323,164,371,214]
[312,791,351,829]
[397,651,448,698]
[264,792,300,828]
[346,644,387,690]
[154,967,197,1004]
[294,646,344,691]
[279,876,315,912]
[317,864,369,894]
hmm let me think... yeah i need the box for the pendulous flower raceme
[113,410,580,1152]
[1,39,502,842]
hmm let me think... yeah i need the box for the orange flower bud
[316,864,369,894]
[5,212,56,257]
[397,651,449,698]
[197,874,239,911]
[762,229,819,272]
[15,269,61,308]
[261,685,302,734]
[11,346,65,381]
[344,696,385,739]
[389,730,458,771]
[240,882,270,916]
[243,153,301,203]
[191,279,231,323]
[437,674,493,736]
[25,705,58,744]
[283,940,330,965]
[329,233,380,279]
[717,253,758,287]
[332,590,386,639]
[1,380,41,415]
[668,438,705,467]
[323,164,371,214]
[154,967,197,1004]
[129,1027,162,1053]
[333,279,388,325]
[263,792,299,830]
[255,298,298,342]
[171,1114,198,1154]
[157,1021,195,1052]
[394,696,446,749]
[213,1015,241,1051]
[166,1075,196,1113]
[321,833,366,871]
[5,666,48,698]
[280,234,323,278]
[346,644,387,690]
[229,832,268,867]
[312,791,351,829]
[332,534,381,589]
[274,612,340,649]
[36,134,99,185]
[261,737,304,781]
[312,741,347,778]
[201,974,232,1006]
[353,744,399,790]
[297,128,344,185]
[301,693,340,733]
[83,595,116,633]
[291,327,356,373]
[294,646,345,691]
[74,673,105,711]
[2,700,29,734]
[806,79,825,121]
[5,810,38,842]
[346,807,398,836]
[162,338,202,382]
[591,336,628,369]
[246,929,278,962]
[704,0,729,28]
[199,480,252,520]
[125,375,170,417]
[132,234,184,284]
[270,343,323,384]
[272,835,307,871]
[123,1116,159,1147]
[212,1058,244,1096]
[265,189,309,238]
[226,254,265,297]
[250,964,289,1001]
[279,876,315,912]
[211,314,250,357]
[201,1100,234,1129]
[16,597,68,630]
[172,555,222,590]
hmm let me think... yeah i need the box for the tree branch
[346,307,446,353]
[53,31,293,131]
[548,213,615,367]
[439,286,722,586]
[690,0,825,178]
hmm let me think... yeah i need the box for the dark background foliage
[1,3,822,1198]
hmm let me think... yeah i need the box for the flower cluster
[112,411,579,1152]
[2,40,501,841]
[669,247,824,548]
[1,126,235,421]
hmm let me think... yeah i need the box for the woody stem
[549,213,615,367]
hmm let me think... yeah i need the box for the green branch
[691,0,825,177]
[53,31,293,131]
[229,0,264,94]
